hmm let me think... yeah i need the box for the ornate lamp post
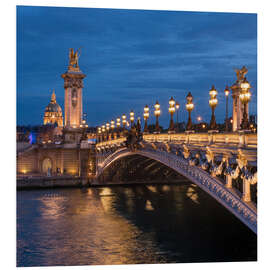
[97,127,102,142]
[154,101,161,133]
[110,120,115,139]
[130,110,135,127]
[239,78,251,130]
[185,92,194,130]
[122,114,127,129]
[224,85,230,132]
[116,117,121,138]
[80,119,88,128]
[175,101,180,132]
[209,85,218,130]
[168,97,176,133]
[101,124,106,141]
[106,122,110,140]
[143,105,149,133]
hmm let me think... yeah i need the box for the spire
[51,89,56,104]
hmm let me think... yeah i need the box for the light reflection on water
[17,183,257,267]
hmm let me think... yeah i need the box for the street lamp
[110,120,115,130]
[239,77,251,130]
[80,115,88,140]
[154,101,161,133]
[106,122,110,140]
[130,110,135,127]
[116,117,121,128]
[224,85,230,132]
[143,105,149,133]
[101,124,106,141]
[116,117,121,138]
[122,114,127,129]
[111,120,115,139]
[185,92,194,130]
[168,97,176,133]
[209,85,218,130]
[97,126,102,142]
[175,101,180,132]
[80,113,87,128]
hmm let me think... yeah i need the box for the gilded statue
[68,48,81,71]
[235,66,248,81]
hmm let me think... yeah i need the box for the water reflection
[17,184,257,267]
[186,186,199,204]
[145,200,154,211]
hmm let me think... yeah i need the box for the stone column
[225,175,232,188]
[231,87,242,132]
[231,67,250,132]
[62,71,86,128]
[208,132,213,144]
[242,179,251,202]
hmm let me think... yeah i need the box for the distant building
[43,90,63,127]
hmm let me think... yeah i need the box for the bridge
[95,132,257,234]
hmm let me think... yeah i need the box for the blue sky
[17,6,257,127]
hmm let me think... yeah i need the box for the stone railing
[96,137,126,148]
[96,132,257,151]
[17,142,32,152]
[143,132,257,149]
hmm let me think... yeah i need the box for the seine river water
[17,183,257,267]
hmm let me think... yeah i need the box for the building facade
[17,48,95,177]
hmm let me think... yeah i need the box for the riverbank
[17,176,88,190]
[17,176,190,190]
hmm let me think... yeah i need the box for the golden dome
[43,90,63,127]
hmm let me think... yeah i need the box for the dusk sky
[17,6,257,127]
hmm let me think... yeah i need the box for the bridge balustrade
[96,132,257,149]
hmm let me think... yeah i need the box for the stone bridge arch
[96,147,257,234]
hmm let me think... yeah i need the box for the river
[17,183,257,266]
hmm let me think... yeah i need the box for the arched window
[42,158,52,174]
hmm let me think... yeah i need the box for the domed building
[43,90,63,127]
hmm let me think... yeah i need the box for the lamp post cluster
[97,95,191,142]
[97,68,254,142]
[97,111,135,142]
